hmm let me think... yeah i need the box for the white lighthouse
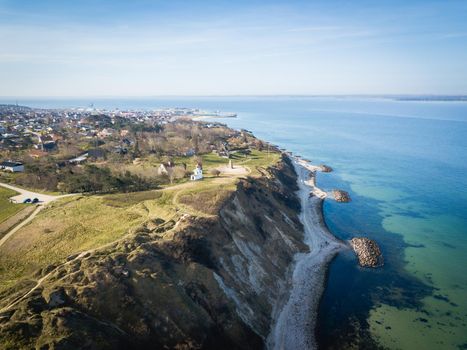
[190,164,203,181]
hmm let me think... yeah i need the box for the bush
[62,165,158,194]
[210,169,221,177]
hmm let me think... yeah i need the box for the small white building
[190,165,203,181]
[0,161,24,172]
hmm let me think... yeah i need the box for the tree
[133,140,141,157]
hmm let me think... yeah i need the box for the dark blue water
[3,96,467,349]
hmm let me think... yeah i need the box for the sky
[0,0,467,97]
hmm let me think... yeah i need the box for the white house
[190,165,203,181]
[0,161,24,172]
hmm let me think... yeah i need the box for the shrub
[210,169,221,177]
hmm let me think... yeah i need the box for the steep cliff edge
[0,155,307,349]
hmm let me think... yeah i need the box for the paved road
[0,182,76,248]
[0,182,71,204]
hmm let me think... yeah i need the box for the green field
[0,187,26,223]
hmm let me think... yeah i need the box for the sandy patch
[217,165,249,176]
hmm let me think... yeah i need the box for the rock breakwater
[319,165,333,173]
[333,190,351,202]
[349,237,383,267]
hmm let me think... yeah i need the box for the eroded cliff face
[0,156,307,349]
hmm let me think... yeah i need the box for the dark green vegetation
[59,165,158,193]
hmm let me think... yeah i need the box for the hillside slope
[0,155,307,349]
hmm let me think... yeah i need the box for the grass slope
[0,187,26,223]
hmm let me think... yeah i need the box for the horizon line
[1,94,467,99]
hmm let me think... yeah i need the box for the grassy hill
[0,150,280,294]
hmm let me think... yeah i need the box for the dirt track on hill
[0,206,43,249]
[0,205,36,239]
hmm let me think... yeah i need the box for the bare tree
[166,166,175,184]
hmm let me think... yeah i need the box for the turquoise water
[2,96,467,349]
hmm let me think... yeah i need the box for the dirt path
[216,165,249,176]
[0,205,43,249]
[0,205,36,238]
[0,249,89,313]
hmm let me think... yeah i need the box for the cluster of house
[0,104,206,153]
[0,105,64,152]
[0,104,254,184]
[0,105,149,163]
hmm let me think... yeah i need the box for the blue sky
[1,0,466,96]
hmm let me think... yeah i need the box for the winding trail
[268,158,347,350]
[0,250,89,313]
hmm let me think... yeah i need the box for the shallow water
[3,96,467,349]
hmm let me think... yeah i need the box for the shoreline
[191,114,237,121]
[267,156,346,349]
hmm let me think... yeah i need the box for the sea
[2,96,467,349]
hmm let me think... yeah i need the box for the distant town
[0,103,262,195]
[0,104,236,152]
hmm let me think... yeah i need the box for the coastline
[268,156,346,349]
[2,100,467,349]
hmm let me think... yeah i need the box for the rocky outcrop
[319,165,333,173]
[349,237,383,267]
[333,190,351,202]
[0,155,306,349]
